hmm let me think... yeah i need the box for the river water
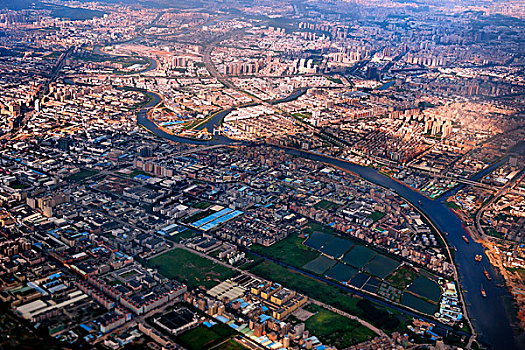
[136,90,518,350]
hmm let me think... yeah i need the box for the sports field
[213,339,249,350]
[176,324,236,350]
[314,199,341,211]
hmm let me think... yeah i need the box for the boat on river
[484,268,492,281]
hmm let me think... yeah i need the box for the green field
[119,270,139,279]
[314,199,341,211]
[369,211,386,222]
[249,260,401,331]
[250,233,319,267]
[126,169,153,178]
[327,76,343,84]
[193,201,212,209]
[213,339,249,350]
[176,324,235,350]
[182,209,213,224]
[304,304,375,348]
[150,248,235,289]
[386,266,418,289]
[165,228,199,243]
[445,201,461,210]
[66,168,97,182]
[74,50,147,69]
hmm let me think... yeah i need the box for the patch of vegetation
[182,209,212,224]
[302,221,337,236]
[250,233,319,268]
[304,304,375,348]
[193,201,212,209]
[149,248,235,289]
[506,267,525,280]
[446,201,461,210]
[0,309,61,350]
[368,211,386,222]
[314,199,341,211]
[238,251,264,271]
[327,76,343,84]
[66,168,97,182]
[119,270,139,279]
[166,228,199,244]
[249,260,401,331]
[176,324,236,350]
[386,266,418,289]
[123,169,153,178]
[9,181,29,189]
[213,339,249,350]
[292,112,311,120]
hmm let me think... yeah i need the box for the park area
[149,248,235,289]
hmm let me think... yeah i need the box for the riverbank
[129,87,519,350]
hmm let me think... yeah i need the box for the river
[137,89,517,349]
